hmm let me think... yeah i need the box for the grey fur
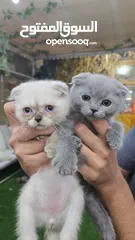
[52,121,79,175]
[106,121,124,150]
[47,73,129,240]
[80,177,116,240]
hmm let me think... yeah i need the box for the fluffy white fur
[16,167,84,240]
[9,80,70,129]
[9,80,84,240]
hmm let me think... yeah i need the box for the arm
[75,120,135,240]
[120,168,130,177]
[97,172,135,240]
[117,126,135,177]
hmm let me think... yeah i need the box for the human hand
[4,102,54,176]
[75,120,121,189]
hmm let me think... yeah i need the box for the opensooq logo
[20,21,98,38]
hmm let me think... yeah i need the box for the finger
[4,102,20,130]
[28,152,50,166]
[10,125,54,142]
[92,120,109,139]
[80,145,106,169]
[75,124,109,157]
[14,139,47,156]
[77,164,92,182]
[39,128,55,136]
[80,144,96,162]
[19,152,50,176]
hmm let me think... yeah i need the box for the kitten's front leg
[52,134,79,176]
[45,124,82,176]
[72,135,83,154]
[44,131,58,159]
[106,121,124,150]
[53,135,82,176]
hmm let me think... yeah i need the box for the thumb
[4,102,20,132]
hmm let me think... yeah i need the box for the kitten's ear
[7,85,20,101]
[116,83,129,98]
[70,72,91,86]
[53,81,68,96]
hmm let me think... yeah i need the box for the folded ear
[53,81,69,96]
[116,83,129,98]
[7,85,20,101]
[70,72,91,86]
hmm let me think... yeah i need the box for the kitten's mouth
[88,115,98,120]
[35,124,46,129]
[86,112,104,120]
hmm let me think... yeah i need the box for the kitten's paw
[72,136,83,154]
[44,145,56,159]
[44,131,57,159]
[106,122,124,150]
[52,156,77,176]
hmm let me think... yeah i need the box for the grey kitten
[45,73,129,240]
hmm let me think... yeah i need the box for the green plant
[43,1,58,14]
[3,0,61,20]
[0,31,10,75]
[2,9,13,20]
[17,1,36,20]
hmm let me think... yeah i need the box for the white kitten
[8,80,84,240]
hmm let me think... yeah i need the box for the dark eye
[45,105,54,112]
[102,99,112,107]
[23,107,32,114]
[82,95,91,101]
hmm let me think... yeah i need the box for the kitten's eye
[102,99,112,107]
[23,107,32,114]
[45,105,54,112]
[82,95,91,101]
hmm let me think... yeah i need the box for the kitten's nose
[91,109,98,114]
[35,115,42,123]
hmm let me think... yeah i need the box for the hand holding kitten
[4,102,54,176]
[75,120,120,188]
